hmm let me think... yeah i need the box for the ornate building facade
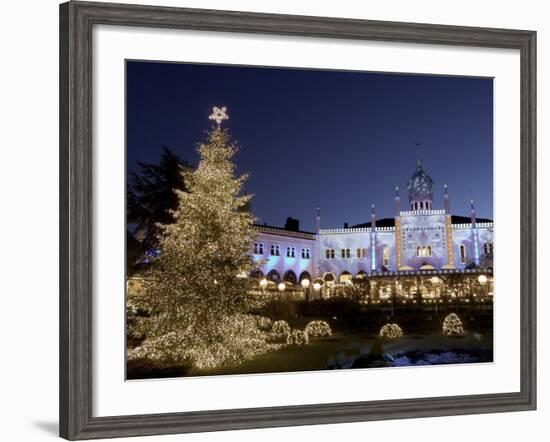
[252,158,493,286]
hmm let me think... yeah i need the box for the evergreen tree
[129,125,276,369]
[127,146,190,251]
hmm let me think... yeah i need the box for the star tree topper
[209,106,229,129]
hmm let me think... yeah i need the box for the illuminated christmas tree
[129,107,279,369]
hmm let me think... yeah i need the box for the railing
[452,222,493,229]
[253,225,316,240]
[319,226,395,234]
[400,209,446,216]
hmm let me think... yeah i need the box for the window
[253,242,264,254]
[460,244,466,263]
[420,201,424,210]
[357,248,366,259]
[286,246,296,258]
[383,247,389,266]
[271,244,280,256]
[427,246,432,257]
[301,248,311,259]
[325,249,335,259]
[484,242,493,255]
[341,249,350,259]
[416,246,421,257]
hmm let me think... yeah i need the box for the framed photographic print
[59,1,536,440]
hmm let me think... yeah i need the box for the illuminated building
[252,156,493,286]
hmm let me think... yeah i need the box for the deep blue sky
[127,61,493,232]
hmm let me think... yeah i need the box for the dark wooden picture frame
[59,1,536,439]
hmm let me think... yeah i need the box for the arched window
[383,247,389,266]
[427,246,432,257]
[325,249,335,259]
[286,246,296,258]
[420,201,424,210]
[460,244,466,263]
[271,244,280,256]
[283,270,297,284]
[339,271,352,284]
[357,248,366,259]
[416,246,421,257]
[267,269,280,281]
[299,271,311,283]
[484,242,493,255]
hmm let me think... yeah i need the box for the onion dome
[407,158,434,210]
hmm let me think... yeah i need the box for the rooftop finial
[416,141,421,168]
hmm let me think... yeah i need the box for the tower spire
[315,204,321,233]
[416,141,421,168]
[470,197,477,228]
[444,184,450,213]
[394,185,400,215]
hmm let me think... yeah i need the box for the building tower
[315,206,321,233]
[394,186,403,269]
[407,143,434,211]
[394,185,401,215]
[444,184,450,214]
[314,206,321,277]
[370,204,377,272]
[443,184,454,268]
[470,198,480,266]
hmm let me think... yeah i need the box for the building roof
[351,214,493,229]
[253,223,316,240]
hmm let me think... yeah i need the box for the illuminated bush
[287,329,309,345]
[255,316,273,331]
[304,320,332,337]
[379,323,404,339]
[269,320,291,341]
[443,313,464,336]
[127,314,282,369]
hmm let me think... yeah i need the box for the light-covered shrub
[254,316,273,331]
[304,320,332,337]
[443,313,464,336]
[270,320,291,339]
[379,323,404,339]
[127,314,282,369]
[286,329,309,345]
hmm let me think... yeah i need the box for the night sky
[127,61,493,232]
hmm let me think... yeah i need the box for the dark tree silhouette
[127,146,190,252]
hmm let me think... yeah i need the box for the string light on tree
[127,105,281,369]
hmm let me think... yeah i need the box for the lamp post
[278,282,286,300]
[301,278,310,302]
[431,276,440,315]
[259,278,268,296]
[313,282,321,300]
[478,274,488,310]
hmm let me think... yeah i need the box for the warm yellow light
[478,274,488,285]
[259,278,268,289]
[313,282,321,291]
[431,276,440,285]
[301,278,310,289]
[278,282,286,292]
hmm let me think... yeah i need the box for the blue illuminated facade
[252,159,493,284]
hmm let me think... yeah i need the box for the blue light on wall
[370,232,376,271]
